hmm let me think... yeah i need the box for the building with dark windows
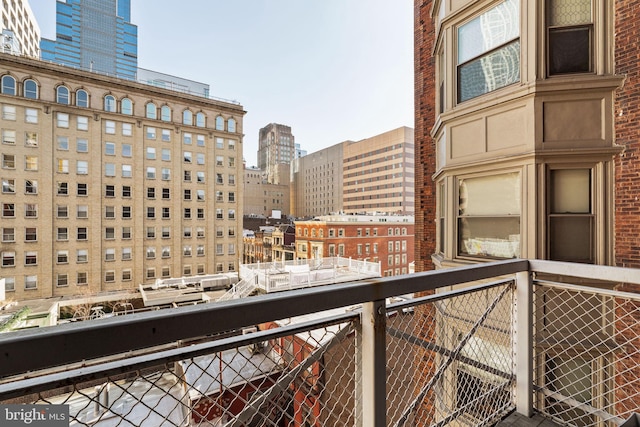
[0,53,244,301]
[40,0,138,80]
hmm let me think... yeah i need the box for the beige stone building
[0,53,245,301]
[257,123,295,185]
[290,142,344,218]
[342,126,414,215]
[243,165,290,217]
[290,127,414,218]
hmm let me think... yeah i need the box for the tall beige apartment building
[0,53,244,301]
[343,126,414,215]
[290,126,414,218]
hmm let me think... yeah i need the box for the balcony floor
[498,412,561,426]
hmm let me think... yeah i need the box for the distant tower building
[0,0,40,57]
[40,0,138,80]
[258,123,296,184]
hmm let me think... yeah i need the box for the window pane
[458,41,520,102]
[458,0,520,64]
[458,172,521,258]
[460,172,521,216]
[549,217,593,262]
[24,80,38,99]
[551,169,590,213]
[548,27,591,75]
[121,98,133,115]
[459,217,520,257]
[548,0,591,26]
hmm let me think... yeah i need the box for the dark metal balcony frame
[1,259,639,427]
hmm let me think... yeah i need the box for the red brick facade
[615,1,640,269]
[295,220,415,276]
[414,0,437,273]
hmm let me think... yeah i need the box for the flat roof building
[0,53,244,301]
[291,127,415,218]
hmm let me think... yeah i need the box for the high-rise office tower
[257,123,296,185]
[0,0,40,57]
[40,0,137,80]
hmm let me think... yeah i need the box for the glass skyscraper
[40,0,137,80]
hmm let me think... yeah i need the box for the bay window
[458,172,521,258]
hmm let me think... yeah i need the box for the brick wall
[608,2,640,416]
[414,2,438,426]
[615,1,640,269]
[414,0,437,273]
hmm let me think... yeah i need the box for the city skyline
[30,0,414,167]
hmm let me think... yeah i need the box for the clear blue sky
[31,0,414,167]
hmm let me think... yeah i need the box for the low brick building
[294,214,414,277]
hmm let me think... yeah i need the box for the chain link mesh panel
[1,321,358,427]
[386,281,515,427]
[533,282,640,427]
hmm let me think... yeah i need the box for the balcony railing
[0,259,639,426]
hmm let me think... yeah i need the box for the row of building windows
[345,169,405,179]
[1,107,239,152]
[0,202,235,220]
[3,183,235,205]
[1,152,235,185]
[344,155,408,170]
[297,226,408,238]
[344,144,407,163]
[3,261,236,292]
[2,114,236,153]
[3,242,235,265]
[1,224,238,244]
[0,75,238,131]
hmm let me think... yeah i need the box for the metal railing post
[359,299,387,427]
[515,270,533,417]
